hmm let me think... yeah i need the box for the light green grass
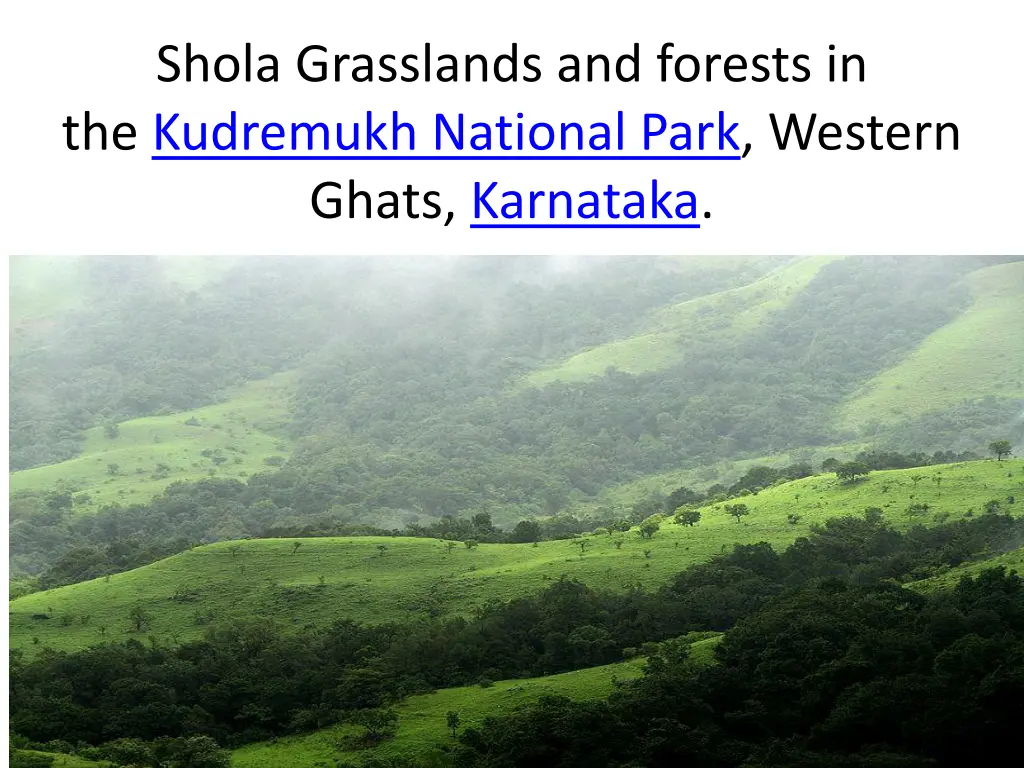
[840,261,1024,429]
[9,373,295,509]
[11,460,1021,657]
[233,637,720,768]
[526,256,838,385]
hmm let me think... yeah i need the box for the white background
[1,0,1022,256]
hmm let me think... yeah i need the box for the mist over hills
[10,256,1021,526]
[8,254,1024,768]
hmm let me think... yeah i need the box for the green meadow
[9,373,294,509]
[11,459,1021,656]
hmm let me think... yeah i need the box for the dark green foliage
[9,752,54,768]
[347,708,399,743]
[665,486,702,511]
[507,520,542,543]
[990,439,1013,460]
[836,461,872,483]
[446,711,461,738]
[726,503,750,522]
[638,519,661,539]
[454,568,1024,767]
[675,508,702,527]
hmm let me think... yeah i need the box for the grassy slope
[9,373,294,509]
[232,659,643,768]
[911,543,1024,594]
[525,256,837,385]
[232,637,720,768]
[11,460,1022,656]
[564,443,868,518]
[839,260,1024,428]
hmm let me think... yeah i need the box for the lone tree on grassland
[675,508,701,527]
[446,711,461,738]
[128,605,151,632]
[835,461,871,483]
[906,503,931,518]
[990,440,1013,461]
[638,519,661,539]
[725,503,750,523]
[348,707,399,743]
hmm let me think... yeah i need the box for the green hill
[840,260,1024,429]
[233,636,720,768]
[910,543,1024,594]
[232,657,642,767]
[563,443,867,518]
[12,256,1021,556]
[525,256,837,385]
[11,459,1021,656]
[9,373,294,509]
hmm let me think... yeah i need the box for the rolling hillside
[233,657,645,768]
[11,459,1021,656]
[9,373,294,509]
[523,256,1022,453]
[840,259,1024,429]
[11,256,1021,522]
[525,256,837,385]
[231,636,720,768]
[911,543,1024,594]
